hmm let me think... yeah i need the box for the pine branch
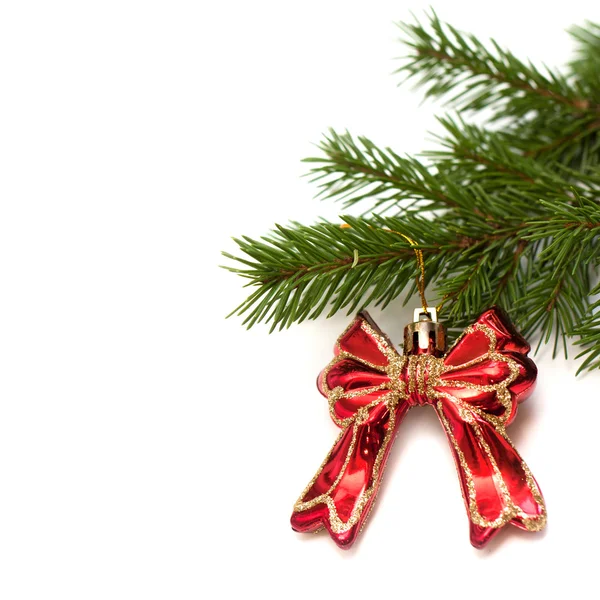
[522,195,600,275]
[514,114,600,168]
[225,201,598,333]
[427,116,572,192]
[399,12,600,168]
[304,129,458,212]
[515,258,591,358]
[573,281,600,374]
[397,10,596,117]
[305,127,578,222]
[569,21,600,98]
[224,215,456,331]
[224,13,600,372]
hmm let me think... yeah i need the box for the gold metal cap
[403,308,447,356]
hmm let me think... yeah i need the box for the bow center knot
[404,354,442,407]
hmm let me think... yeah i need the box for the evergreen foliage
[223,12,600,373]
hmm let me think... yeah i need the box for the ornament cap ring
[404,307,446,355]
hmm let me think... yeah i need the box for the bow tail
[435,398,547,548]
[291,399,408,548]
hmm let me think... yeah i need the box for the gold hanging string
[340,224,429,313]
[436,294,449,314]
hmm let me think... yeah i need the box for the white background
[1,1,599,598]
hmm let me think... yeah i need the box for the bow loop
[440,308,537,425]
[319,314,406,427]
[334,313,395,367]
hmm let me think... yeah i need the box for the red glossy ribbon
[291,307,546,549]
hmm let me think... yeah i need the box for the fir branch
[515,259,591,358]
[224,215,456,331]
[516,114,600,167]
[428,116,557,189]
[225,13,600,372]
[397,10,595,117]
[304,129,458,212]
[305,127,568,222]
[522,195,600,276]
[573,284,600,374]
[399,13,600,169]
[569,21,600,98]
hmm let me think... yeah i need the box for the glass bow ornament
[290,306,546,549]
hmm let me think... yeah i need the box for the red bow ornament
[291,307,546,548]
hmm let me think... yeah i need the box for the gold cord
[340,224,429,313]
